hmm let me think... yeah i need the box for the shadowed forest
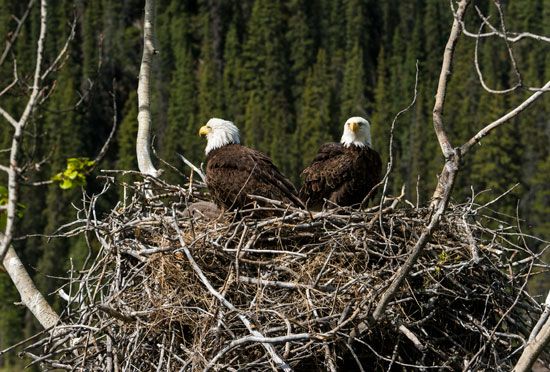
[0,0,548,367]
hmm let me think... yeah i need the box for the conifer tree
[242,0,293,172]
[293,49,332,176]
[339,43,366,128]
[163,45,199,183]
[198,19,224,123]
[371,47,391,166]
[222,23,242,121]
[286,0,316,106]
[117,91,139,172]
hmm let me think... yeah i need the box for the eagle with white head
[199,118,302,213]
[300,116,382,209]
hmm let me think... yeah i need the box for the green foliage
[339,43,366,124]
[52,158,95,190]
[293,49,332,175]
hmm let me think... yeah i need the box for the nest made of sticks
[23,175,549,371]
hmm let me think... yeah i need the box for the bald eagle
[199,118,302,213]
[300,117,382,210]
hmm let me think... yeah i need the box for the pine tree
[371,47,391,168]
[286,0,316,106]
[163,45,199,183]
[241,0,293,173]
[117,91,139,172]
[222,21,244,123]
[198,18,224,123]
[339,43,366,128]
[293,49,332,176]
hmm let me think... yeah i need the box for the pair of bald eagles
[198,117,382,213]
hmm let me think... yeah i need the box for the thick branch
[136,0,159,177]
[512,318,550,372]
[0,106,18,128]
[433,0,470,158]
[1,234,60,329]
[512,291,550,372]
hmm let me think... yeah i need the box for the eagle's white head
[340,116,372,148]
[199,118,241,155]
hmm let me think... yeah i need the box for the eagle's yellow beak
[349,122,359,133]
[199,125,211,137]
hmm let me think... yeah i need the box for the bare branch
[178,153,206,183]
[136,0,159,177]
[89,81,118,172]
[492,2,522,86]
[0,60,19,98]
[452,0,550,44]
[0,0,59,332]
[0,106,18,128]
[460,79,550,155]
[0,0,35,67]
[372,162,459,320]
[363,60,418,211]
[474,18,521,94]
[40,17,76,80]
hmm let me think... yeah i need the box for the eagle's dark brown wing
[206,144,302,211]
[300,143,353,208]
[300,143,382,209]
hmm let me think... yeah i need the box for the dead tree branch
[461,79,550,155]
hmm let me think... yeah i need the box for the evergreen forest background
[0,0,548,368]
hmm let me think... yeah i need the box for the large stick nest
[24,175,548,371]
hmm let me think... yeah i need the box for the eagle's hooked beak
[349,122,359,133]
[199,125,211,137]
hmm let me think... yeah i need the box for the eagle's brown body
[205,144,302,212]
[300,143,382,209]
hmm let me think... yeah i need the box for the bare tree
[0,0,112,333]
[0,0,61,330]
